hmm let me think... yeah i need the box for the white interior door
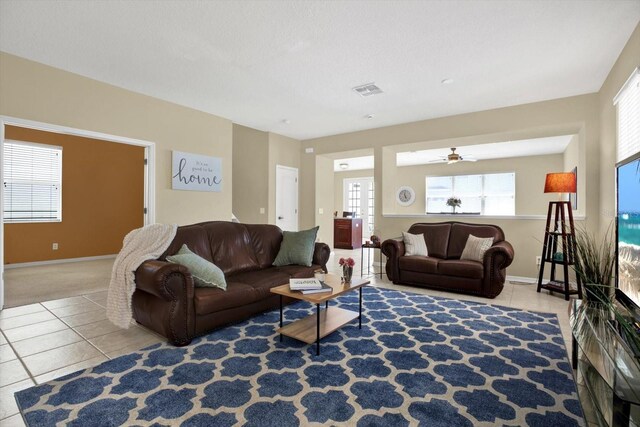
[343,177,374,238]
[276,165,298,231]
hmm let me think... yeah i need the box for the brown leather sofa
[381,222,514,298]
[132,221,331,345]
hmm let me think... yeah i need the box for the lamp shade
[544,172,576,193]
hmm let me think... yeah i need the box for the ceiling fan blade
[427,159,447,163]
[461,158,477,162]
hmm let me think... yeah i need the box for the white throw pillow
[460,235,494,262]
[402,232,428,256]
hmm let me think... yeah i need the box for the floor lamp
[536,172,583,300]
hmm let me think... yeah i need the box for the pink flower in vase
[339,257,355,267]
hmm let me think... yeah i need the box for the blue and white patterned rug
[16,287,584,426]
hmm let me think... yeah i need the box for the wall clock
[396,186,415,206]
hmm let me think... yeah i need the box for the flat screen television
[616,151,640,317]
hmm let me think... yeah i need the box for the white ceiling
[1,1,638,140]
[396,135,574,167]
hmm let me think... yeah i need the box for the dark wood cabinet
[334,218,362,249]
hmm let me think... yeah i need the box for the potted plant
[572,224,640,355]
[446,196,461,214]
[572,224,615,304]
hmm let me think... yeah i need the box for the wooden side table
[361,242,383,277]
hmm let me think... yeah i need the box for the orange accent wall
[4,126,144,264]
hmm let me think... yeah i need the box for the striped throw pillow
[402,232,428,256]
[460,235,494,262]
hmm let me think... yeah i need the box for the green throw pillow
[273,226,319,267]
[166,244,227,290]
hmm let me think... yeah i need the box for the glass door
[343,177,374,238]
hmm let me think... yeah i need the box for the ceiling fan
[428,147,477,164]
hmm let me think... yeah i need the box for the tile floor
[0,248,592,426]
[0,292,165,425]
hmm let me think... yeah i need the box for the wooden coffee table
[270,274,369,355]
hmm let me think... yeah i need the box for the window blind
[3,140,62,222]
[614,68,640,162]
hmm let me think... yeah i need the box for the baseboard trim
[507,275,538,284]
[5,254,117,269]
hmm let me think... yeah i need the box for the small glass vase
[342,266,353,283]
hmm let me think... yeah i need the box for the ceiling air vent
[353,83,383,97]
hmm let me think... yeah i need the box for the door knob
[278,216,284,220]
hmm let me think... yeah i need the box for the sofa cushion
[202,222,260,275]
[194,268,290,315]
[460,235,494,262]
[447,223,504,259]
[227,269,291,299]
[402,232,428,256]
[407,223,451,259]
[272,265,319,279]
[399,256,439,274]
[194,282,259,315]
[438,260,484,279]
[166,244,227,290]
[273,226,319,267]
[161,224,213,262]
[246,224,284,268]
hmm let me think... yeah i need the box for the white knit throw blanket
[107,223,178,329]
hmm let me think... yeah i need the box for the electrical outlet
[259,207,265,214]
[319,208,324,214]
[535,256,541,266]
[52,243,59,250]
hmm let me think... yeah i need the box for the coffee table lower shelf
[277,306,358,345]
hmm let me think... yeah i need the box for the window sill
[383,213,586,221]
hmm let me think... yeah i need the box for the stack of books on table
[289,278,332,294]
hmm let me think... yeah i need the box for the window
[615,68,640,162]
[3,140,62,222]
[426,172,515,215]
[343,177,375,236]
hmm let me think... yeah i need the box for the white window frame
[425,172,516,216]
[3,140,63,223]
[614,67,640,162]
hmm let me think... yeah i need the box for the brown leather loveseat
[382,222,514,298]
[132,221,331,345]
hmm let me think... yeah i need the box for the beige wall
[301,94,600,279]
[0,53,233,226]
[232,124,268,224]
[231,125,301,226]
[268,133,301,224]
[598,23,640,234]
[315,156,334,246]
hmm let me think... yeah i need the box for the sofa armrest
[133,260,195,346]
[481,241,515,298]
[381,238,405,282]
[134,260,194,301]
[483,241,514,270]
[313,242,331,273]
